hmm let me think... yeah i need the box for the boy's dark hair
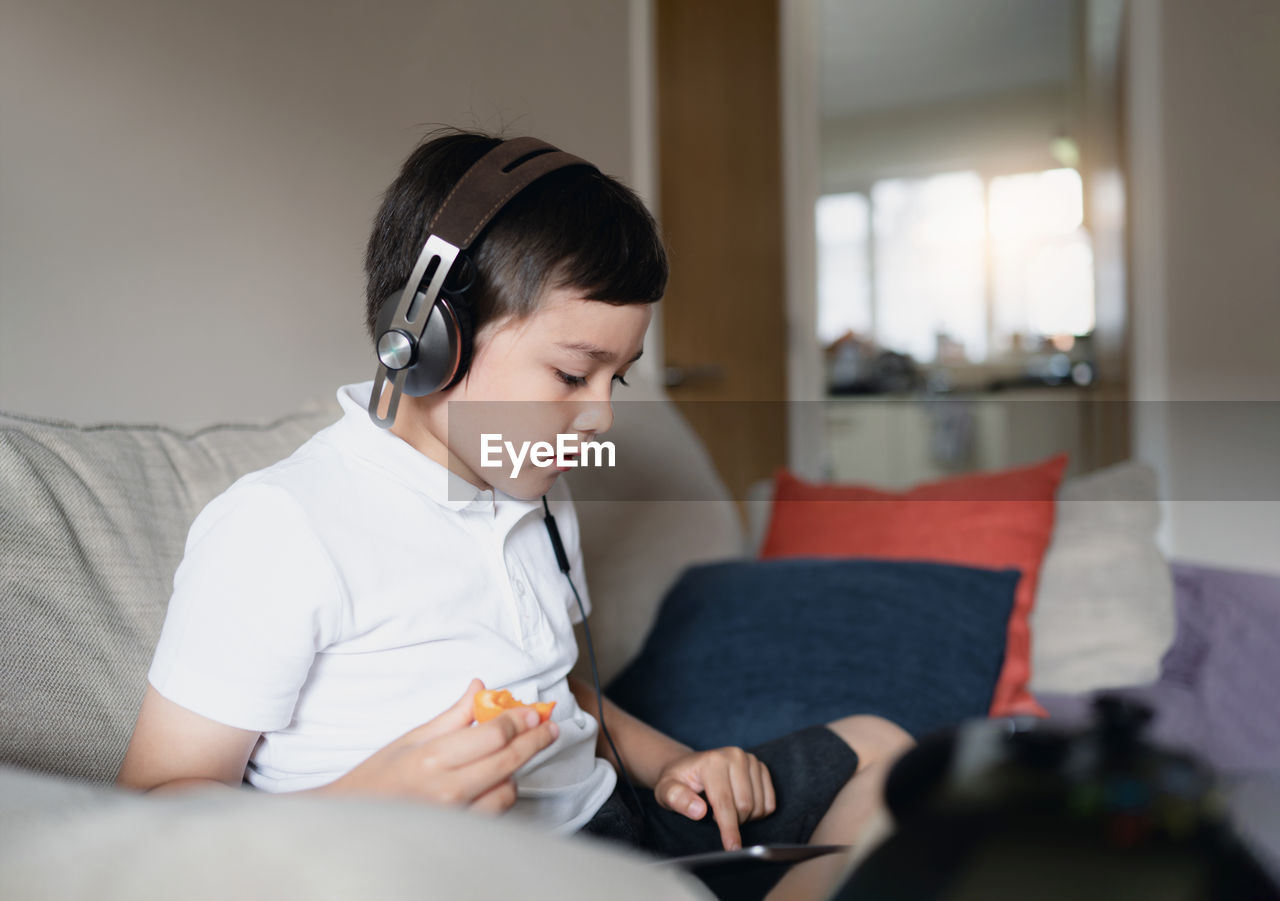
[363,130,667,341]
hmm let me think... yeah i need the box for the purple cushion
[1160,566,1215,689]
[1172,563,1280,774]
[1041,562,1280,777]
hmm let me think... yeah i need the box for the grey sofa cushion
[0,407,341,782]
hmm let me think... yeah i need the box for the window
[989,168,1095,350]
[816,168,1094,364]
[816,192,872,344]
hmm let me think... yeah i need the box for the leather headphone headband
[428,137,596,249]
[368,137,596,429]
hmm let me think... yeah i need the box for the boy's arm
[117,684,260,792]
[120,679,558,810]
[566,675,691,788]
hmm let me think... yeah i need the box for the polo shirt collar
[333,382,543,522]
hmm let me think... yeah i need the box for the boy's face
[403,286,652,501]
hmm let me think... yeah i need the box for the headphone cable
[541,495,648,826]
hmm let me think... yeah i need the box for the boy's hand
[317,678,558,813]
[653,747,776,850]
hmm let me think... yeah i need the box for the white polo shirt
[147,381,616,833]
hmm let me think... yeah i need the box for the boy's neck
[388,397,490,492]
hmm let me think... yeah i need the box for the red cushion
[759,455,1068,718]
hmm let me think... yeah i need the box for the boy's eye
[555,369,588,387]
[554,370,631,388]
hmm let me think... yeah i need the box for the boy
[117,131,913,899]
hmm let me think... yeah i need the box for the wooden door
[656,0,788,509]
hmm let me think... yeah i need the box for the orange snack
[473,689,556,724]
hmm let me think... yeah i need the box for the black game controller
[831,695,1278,900]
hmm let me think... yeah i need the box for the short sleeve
[147,481,345,732]
[552,480,592,625]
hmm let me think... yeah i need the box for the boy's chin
[491,468,561,502]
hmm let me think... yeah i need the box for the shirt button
[515,580,527,597]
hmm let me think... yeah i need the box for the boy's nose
[570,400,612,436]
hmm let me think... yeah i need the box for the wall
[821,83,1068,191]
[1127,0,1280,573]
[0,0,652,428]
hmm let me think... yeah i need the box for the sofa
[0,374,742,901]
[3,371,1279,897]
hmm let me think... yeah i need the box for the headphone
[368,136,595,430]
[367,136,649,825]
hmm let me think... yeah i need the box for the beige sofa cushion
[1,406,341,782]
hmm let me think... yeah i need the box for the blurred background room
[2,0,1277,573]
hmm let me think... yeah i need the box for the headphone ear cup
[398,294,464,397]
[378,285,474,397]
[442,296,474,390]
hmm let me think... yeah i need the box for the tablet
[660,843,851,871]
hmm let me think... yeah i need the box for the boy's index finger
[475,708,532,745]
[704,780,743,851]
[447,718,559,801]
[504,705,544,733]
[419,707,547,771]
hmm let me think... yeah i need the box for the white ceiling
[820,0,1075,120]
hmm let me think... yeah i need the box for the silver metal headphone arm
[368,234,462,429]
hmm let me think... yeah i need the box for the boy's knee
[825,714,915,772]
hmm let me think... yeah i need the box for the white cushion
[1029,461,1176,693]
